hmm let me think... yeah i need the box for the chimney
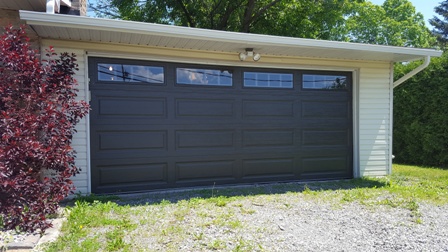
[60,0,87,16]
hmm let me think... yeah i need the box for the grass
[42,164,448,251]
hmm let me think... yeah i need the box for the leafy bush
[0,26,89,232]
[393,52,448,167]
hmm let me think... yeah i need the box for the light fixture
[239,48,261,62]
[239,52,247,61]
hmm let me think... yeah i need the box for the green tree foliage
[249,0,358,39]
[393,53,448,167]
[92,0,283,33]
[91,0,367,36]
[91,0,434,46]
[341,0,435,47]
[429,0,448,48]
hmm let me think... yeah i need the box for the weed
[212,182,216,197]
[405,199,423,223]
[208,239,226,250]
[210,196,230,207]
[303,185,312,194]
[159,199,172,206]
[193,232,204,241]
[74,193,120,203]
[160,225,183,236]
[106,230,129,251]
[173,207,189,221]
[240,208,256,215]
[233,237,255,252]
[228,220,243,229]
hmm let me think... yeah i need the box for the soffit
[19,11,443,63]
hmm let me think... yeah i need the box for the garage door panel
[92,124,173,131]
[175,160,236,182]
[97,163,167,185]
[242,100,295,118]
[242,158,295,178]
[175,98,235,117]
[173,147,299,159]
[175,130,235,149]
[300,92,350,99]
[93,151,171,160]
[300,146,350,158]
[301,101,349,118]
[301,156,349,175]
[300,118,349,129]
[99,131,167,150]
[242,129,295,147]
[302,130,349,146]
[97,97,167,117]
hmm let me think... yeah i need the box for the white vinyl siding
[358,66,391,176]
[42,46,89,194]
[72,49,89,194]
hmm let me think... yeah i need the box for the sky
[87,0,443,29]
[369,0,442,28]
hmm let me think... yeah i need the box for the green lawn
[42,164,448,252]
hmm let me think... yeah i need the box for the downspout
[390,55,431,174]
[393,55,431,88]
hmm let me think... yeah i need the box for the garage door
[89,57,353,194]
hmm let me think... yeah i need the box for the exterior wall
[41,44,90,194]
[358,66,392,176]
[0,8,39,49]
[71,49,90,194]
[42,39,392,194]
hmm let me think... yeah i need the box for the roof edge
[19,10,443,61]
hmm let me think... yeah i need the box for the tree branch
[244,0,282,31]
[217,0,245,30]
[175,0,196,27]
[241,0,256,33]
[210,0,225,29]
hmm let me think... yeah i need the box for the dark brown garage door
[89,57,353,194]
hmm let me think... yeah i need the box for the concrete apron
[3,218,64,252]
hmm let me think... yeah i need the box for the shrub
[0,26,89,232]
[393,52,448,167]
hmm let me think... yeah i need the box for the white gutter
[393,55,431,88]
[19,11,442,62]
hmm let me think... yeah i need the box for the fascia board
[19,10,443,61]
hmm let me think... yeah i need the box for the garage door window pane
[244,72,293,88]
[303,74,347,89]
[98,64,164,83]
[177,68,233,86]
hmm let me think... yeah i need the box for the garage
[17,10,442,195]
[89,57,353,193]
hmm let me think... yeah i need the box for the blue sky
[87,0,442,29]
[369,0,442,28]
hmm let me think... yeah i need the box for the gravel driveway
[4,181,448,252]
[121,191,448,252]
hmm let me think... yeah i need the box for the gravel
[0,230,28,244]
[3,189,448,251]
[238,200,448,252]
[125,192,448,252]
